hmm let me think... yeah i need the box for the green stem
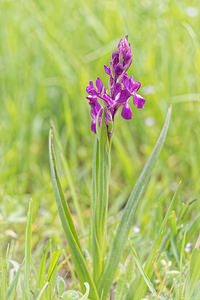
[92,110,111,284]
[97,134,110,274]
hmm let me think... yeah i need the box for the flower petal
[91,119,96,133]
[113,83,121,99]
[121,103,133,120]
[89,100,101,118]
[115,63,123,76]
[133,94,146,108]
[124,53,132,64]
[112,51,119,60]
[104,65,111,75]
[96,77,103,94]
[117,89,130,103]
[86,80,97,95]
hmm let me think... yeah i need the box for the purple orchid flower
[86,36,146,136]
[122,73,145,109]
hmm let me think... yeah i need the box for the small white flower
[170,182,178,191]
[185,6,198,18]
[5,230,17,238]
[145,117,155,127]
[142,85,155,95]
[133,226,140,233]
[184,247,191,253]
[160,259,167,266]
[186,242,192,248]
[184,242,192,253]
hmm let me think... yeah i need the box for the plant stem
[92,110,111,284]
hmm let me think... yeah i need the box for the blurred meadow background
[0,0,200,298]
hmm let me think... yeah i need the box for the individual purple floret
[86,36,146,136]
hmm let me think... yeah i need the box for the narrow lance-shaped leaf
[98,106,172,299]
[49,128,99,300]
[46,249,61,282]
[49,128,81,249]
[36,243,50,290]
[51,122,85,236]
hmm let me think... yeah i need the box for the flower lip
[133,94,146,109]
[121,103,133,120]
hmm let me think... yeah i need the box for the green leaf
[52,122,85,236]
[24,199,32,300]
[128,240,158,297]
[184,248,200,299]
[46,249,61,282]
[170,210,177,235]
[49,128,99,300]
[179,227,187,300]
[98,106,172,299]
[62,290,79,300]
[49,128,81,250]
[36,243,49,290]
[36,282,49,300]
[80,282,90,300]
[56,276,66,296]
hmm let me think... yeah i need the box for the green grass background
[0,0,200,298]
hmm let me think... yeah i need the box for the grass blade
[36,243,49,290]
[49,127,99,300]
[98,106,172,299]
[80,282,90,300]
[128,240,158,297]
[46,249,61,282]
[36,282,49,300]
[24,199,32,300]
[184,248,200,300]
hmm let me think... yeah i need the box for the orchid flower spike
[86,36,146,138]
